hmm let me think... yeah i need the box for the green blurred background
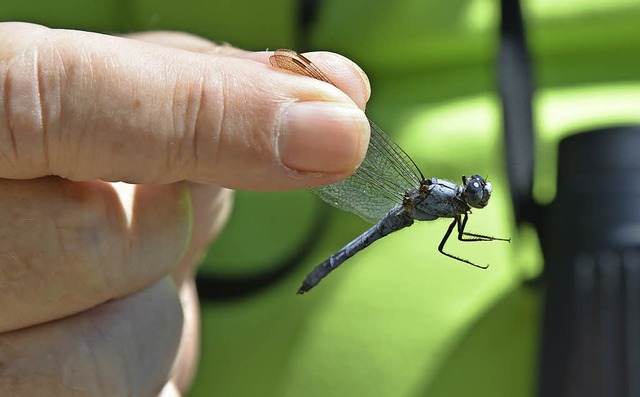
[3,0,640,395]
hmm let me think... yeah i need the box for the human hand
[0,23,370,396]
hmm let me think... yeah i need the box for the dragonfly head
[462,175,492,209]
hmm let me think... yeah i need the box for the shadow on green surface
[414,283,542,397]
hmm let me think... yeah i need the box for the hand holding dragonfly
[0,24,371,395]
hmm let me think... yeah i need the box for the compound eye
[464,175,492,208]
[465,178,484,208]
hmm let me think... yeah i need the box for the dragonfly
[269,49,510,294]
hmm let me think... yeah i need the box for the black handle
[538,127,640,397]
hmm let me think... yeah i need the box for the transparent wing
[269,50,425,223]
[311,120,423,223]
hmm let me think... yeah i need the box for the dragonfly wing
[310,121,424,224]
[311,172,400,224]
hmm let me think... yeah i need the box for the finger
[0,278,183,396]
[122,32,371,110]
[171,182,233,285]
[296,51,371,110]
[0,177,230,332]
[0,23,370,190]
[167,277,200,394]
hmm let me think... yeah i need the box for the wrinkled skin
[0,23,370,396]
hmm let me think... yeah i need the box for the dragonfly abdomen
[297,207,413,294]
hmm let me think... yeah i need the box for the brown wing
[269,49,334,85]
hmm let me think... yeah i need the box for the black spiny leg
[438,216,489,269]
[457,213,511,242]
[438,213,511,269]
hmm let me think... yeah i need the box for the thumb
[0,23,370,190]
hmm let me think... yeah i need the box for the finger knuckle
[0,35,67,176]
[169,69,225,179]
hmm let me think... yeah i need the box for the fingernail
[277,101,370,173]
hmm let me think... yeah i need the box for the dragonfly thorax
[409,178,461,221]
[408,175,493,221]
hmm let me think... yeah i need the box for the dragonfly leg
[438,217,489,269]
[457,213,511,242]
